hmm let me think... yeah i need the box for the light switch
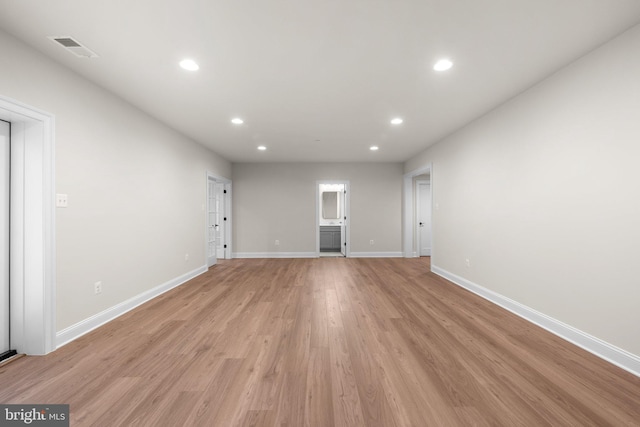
[56,193,68,208]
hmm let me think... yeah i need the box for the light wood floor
[1,258,639,426]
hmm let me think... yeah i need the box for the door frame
[206,172,232,266]
[403,164,432,262]
[415,179,432,256]
[0,95,56,355]
[1,119,9,355]
[316,180,350,257]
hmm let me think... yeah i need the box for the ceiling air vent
[47,36,99,58]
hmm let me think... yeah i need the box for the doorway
[207,173,231,267]
[416,179,432,256]
[403,164,432,265]
[0,96,55,356]
[0,119,13,360]
[317,181,349,257]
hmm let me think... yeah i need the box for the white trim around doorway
[316,180,350,258]
[403,164,432,261]
[0,95,56,355]
[206,172,232,265]
[415,179,432,257]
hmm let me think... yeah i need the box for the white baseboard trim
[432,265,640,378]
[350,252,404,258]
[56,265,208,349]
[233,252,317,259]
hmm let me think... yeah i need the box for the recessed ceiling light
[433,59,453,71]
[390,118,403,125]
[370,146,379,151]
[231,118,244,125]
[179,59,199,71]
[257,145,267,151]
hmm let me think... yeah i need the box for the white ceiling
[1,1,639,163]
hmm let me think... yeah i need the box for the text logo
[1,405,69,426]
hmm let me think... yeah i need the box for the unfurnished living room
[1,1,640,426]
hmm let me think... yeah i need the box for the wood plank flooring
[1,258,639,426]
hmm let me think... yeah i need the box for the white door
[207,178,217,267]
[1,120,10,354]
[215,182,225,259]
[340,189,346,256]
[417,181,431,256]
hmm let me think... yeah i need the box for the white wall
[405,24,640,357]
[233,163,402,255]
[0,30,231,332]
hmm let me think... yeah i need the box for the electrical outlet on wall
[185,253,189,261]
[465,258,471,268]
[275,240,280,246]
[369,240,374,245]
[94,281,102,294]
[56,193,68,208]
